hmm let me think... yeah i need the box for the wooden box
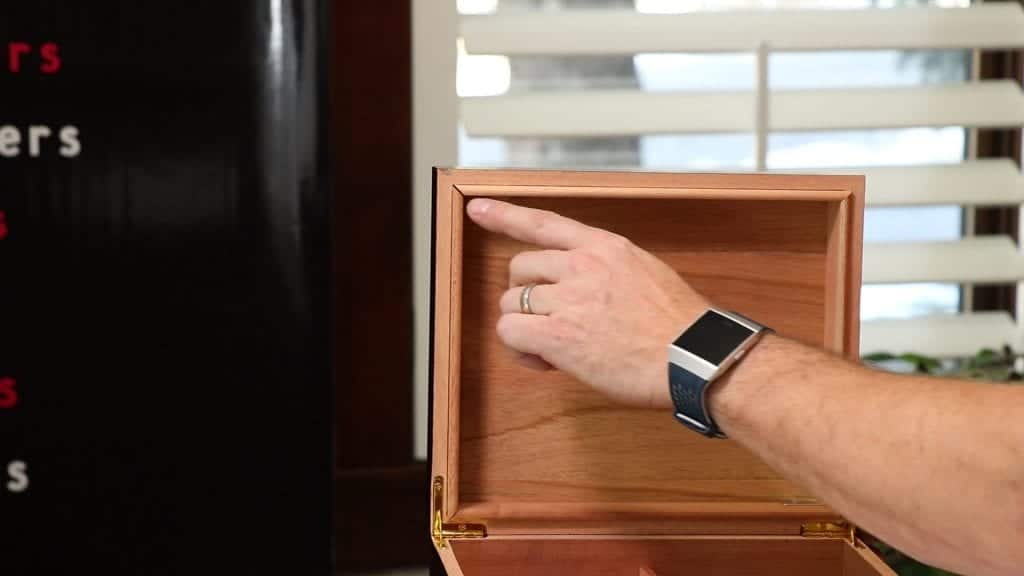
[430,168,892,575]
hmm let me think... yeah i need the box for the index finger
[466,198,602,250]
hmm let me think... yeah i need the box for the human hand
[466,198,710,410]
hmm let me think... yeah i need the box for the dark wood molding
[332,0,414,471]
[331,0,426,571]
[972,47,1023,316]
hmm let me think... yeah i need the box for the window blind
[455,2,1024,358]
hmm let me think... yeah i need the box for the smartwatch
[668,308,771,438]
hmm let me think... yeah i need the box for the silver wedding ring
[520,283,538,315]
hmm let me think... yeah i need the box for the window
[415,0,1024,458]
[454,0,1024,355]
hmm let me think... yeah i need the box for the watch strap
[669,363,725,438]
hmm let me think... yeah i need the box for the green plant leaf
[897,353,942,373]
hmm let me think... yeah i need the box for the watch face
[673,310,756,365]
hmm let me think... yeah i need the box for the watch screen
[673,311,756,365]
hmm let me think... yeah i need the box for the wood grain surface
[451,537,853,576]
[459,196,838,508]
[431,169,865,532]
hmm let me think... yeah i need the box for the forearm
[708,333,1024,576]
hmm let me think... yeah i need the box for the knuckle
[605,233,633,252]
[495,314,517,342]
[509,252,527,273]
[568,251,599,273]
[500,288,515,310]
[553,284,577,307]
[528,209,558,234]
[564,278,600,305]
[546,317,577,346]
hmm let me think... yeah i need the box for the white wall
[412,0,458,460]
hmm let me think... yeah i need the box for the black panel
[0,2,332,573]
[673,310,755,365]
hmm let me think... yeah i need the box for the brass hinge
[801,520,856,544]
[432,476,487,549]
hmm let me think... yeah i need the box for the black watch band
[667,308,770,439]
[669,363,724,438]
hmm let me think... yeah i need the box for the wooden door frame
[332,0,432,572]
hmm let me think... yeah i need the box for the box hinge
[432,476,487,549]
[801,520,856,544]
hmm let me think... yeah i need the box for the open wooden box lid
[430,168,882,574]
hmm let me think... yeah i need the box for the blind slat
[861,312,1017,357]
[864,236,1024,284]
[462,4,1024,56]
[776,160,1024,207]
[462,81,1024,137]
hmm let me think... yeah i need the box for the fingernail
[468,199,491,216]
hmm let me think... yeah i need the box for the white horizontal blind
[461,4,1024,53]
[457,2,1024,358]
[463,81,1024,136]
